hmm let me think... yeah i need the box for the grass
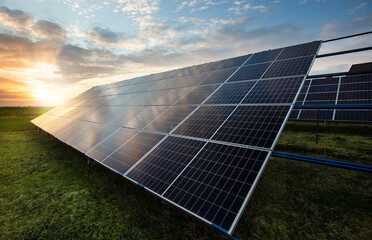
[0,107,50,132]
[0,107,371,239]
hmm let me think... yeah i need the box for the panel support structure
[272,152,372,173]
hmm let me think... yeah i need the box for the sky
[0,0,371,106]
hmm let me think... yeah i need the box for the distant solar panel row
[32,41,321,235]
[290,73,372,122]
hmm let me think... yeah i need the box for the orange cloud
[0,33,62,70]
[0,77,34,104]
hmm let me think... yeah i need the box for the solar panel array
[290,73,372,122]
[32,41,321,235]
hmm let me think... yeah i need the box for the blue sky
[0,0,371,106]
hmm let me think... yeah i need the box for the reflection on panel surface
[144,106,196,133]
[127,136,206,193]
[176,85,219,104]
[227,63,270,82]
[173,106,236,140]
[205,81,257,104]
[87,128,139,162]
[102,131,164,174]
[31,40,321,234]
[201,67,238,85]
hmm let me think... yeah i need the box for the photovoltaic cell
[227,63,271,82]
[31,40,322,235]
[87,128,140,162]
[102,131,164,174]
[245,48,282,64]
[125,106,170,129]
[152,87,193,105]
[56,120,93,143]
[242,77,303,104]
[293,73,372,122]
[218,55,250,69]
[127,136,206,193]
[163,143,269,230]
[335,110,372,122]
[109,106,147,126]
[289,109,300,119]
[134,91,168,105]
[200,67,238,85]
[144,106,196,133]
[164,75,206,89]
[176,85,219,105]
[205,81,257,104]
[212,105,291,149]
[263,56,314,78]
[299,110,334,120]
[43,116,74,135]
[277,41,321,60]
[199,60,225,72]
[173,106,236,140]
[69,124,119,153]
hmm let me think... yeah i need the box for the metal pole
[316,109,319,144]
[307,72,348,79]
[323,31,372,43]
[272,151,372,173]
[293,104,372,109]
[317,46,372,58]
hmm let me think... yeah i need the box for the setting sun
[33,87,49,100]
[30,86,64,106]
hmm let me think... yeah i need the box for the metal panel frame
[31,41,322,236]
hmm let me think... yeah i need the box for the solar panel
[163,143,269,230]
[292,73,372,122]
[31,40,321,235]
[205,81,257,104]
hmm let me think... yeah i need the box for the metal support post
[316,109,319,144]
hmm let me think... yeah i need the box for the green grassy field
[0,107,371,239]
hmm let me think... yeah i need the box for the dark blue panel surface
[212,105,290,148]
[164,143,268,230]
[173,106,236,140]
[205,81,257,104]
[102,131,164,174]
[127,136,206,193]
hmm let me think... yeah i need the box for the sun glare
[31,87,64,106]
[33,88,49,100]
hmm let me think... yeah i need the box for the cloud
[298,0,323,4]
[228,2,268,15]
[348,2,367,14]
[0,33,61,70]
[0,6,67,41]
[84,26,145,50]
[87,27,119,43]
[32,20,67,40]
[0,6,33,33]
[55,44,130,83]
[0,89,32,102]
[205,0,228,5]
[175,0,197,12]
[0,77,26,100]
[115,0,160,15]
[320,14,372,39]
[0,77,34,103]
[176,0,228,13]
